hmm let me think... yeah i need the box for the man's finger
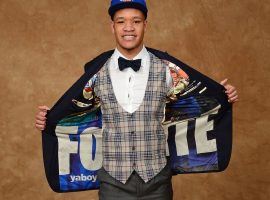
[36,114,46,121]
[229,95,239,102]
[225,86,235,94]
[220,78,228,86]
[38,105,50,111]
[35,124,45,131]
[41,111,48,117]
[227,90,237,99]
[36,119,46,125]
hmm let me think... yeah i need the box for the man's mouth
[122,35,136,41]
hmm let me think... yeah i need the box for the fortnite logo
[55,108,220,175]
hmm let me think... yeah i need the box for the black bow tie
[118,57,142,72]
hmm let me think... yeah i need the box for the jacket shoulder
[146,47,170,58]
[84,50,114,73]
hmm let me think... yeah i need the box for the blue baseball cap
[108,0,148,19]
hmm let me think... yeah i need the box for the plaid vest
[94,52,169,183]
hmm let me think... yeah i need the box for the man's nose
[123,22,135,31]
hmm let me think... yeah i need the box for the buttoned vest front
[94,52,169,184]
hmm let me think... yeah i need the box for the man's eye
[134,21,141,24]
[116,21,124,24]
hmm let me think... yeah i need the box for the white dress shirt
[108,46,172,113]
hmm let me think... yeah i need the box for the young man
[35,1,238,199]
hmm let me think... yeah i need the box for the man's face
[111,8,147,53]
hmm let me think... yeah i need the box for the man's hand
[35,105,50,131]
[220,78,239,103]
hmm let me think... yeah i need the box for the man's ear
[144,20,148,32]
[110,20,115,34]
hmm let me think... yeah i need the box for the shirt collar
[111,45,149,70]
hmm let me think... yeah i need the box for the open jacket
[42,47,232,192]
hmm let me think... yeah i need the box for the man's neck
[116,45,144,60]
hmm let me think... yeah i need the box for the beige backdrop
[0,0,269,200]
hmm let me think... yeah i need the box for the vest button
[131,131,135,135]
[133,163,136,167]
[132,146,135,150]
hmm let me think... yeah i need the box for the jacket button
[132,146,135,150]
